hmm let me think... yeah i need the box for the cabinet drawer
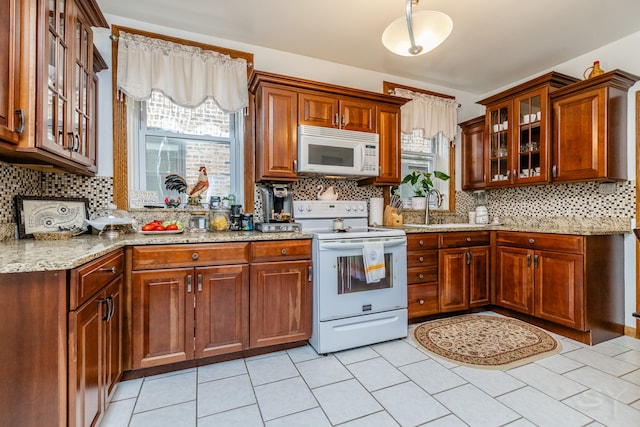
[407,234,439,251]
[407,265,438,284]
[250,240,312,262]
[408,283,439,319]
[132,243,250,270]
[70,250,123,309]
[407,250,438,268]
[496,232,583,253]
[439,231,490,248]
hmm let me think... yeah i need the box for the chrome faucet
[425,189,443,225]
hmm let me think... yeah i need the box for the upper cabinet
[477,72,579,188]
[459,115,485,190]
[249,71,405,184]
[0,0,107,175]
[550,70,639,182]
[0,0,23,146]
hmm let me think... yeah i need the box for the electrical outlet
[598,182,617,194]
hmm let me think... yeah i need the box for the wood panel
[340,98,376,132]
[131,243,250,270]
[439,247,469,312]
[469,246,490,306]
[495,246,534,314]
[460,115,486,190]
[250,240,311,263]
[439,231,490,248]
[299,91,338,127]
[407,283,439,318]
[495,231,582,253]
[374,103,402,184]
[70,249,124,309]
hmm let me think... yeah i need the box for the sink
[403,223,487,229]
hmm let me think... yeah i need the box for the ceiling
[97,0,640,95]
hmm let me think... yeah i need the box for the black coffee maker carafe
[260,184,293,223]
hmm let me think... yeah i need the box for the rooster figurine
[164,166,210,205]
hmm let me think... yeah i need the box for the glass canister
[209,207,230,231]
[189,210,209,232]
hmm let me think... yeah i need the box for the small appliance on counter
[256,184,300,232]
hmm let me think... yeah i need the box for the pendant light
[382,0,453,56]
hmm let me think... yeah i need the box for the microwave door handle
[360,145,365,171]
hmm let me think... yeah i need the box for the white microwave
[297,125,380,177]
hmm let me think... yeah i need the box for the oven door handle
[319,238,406,250]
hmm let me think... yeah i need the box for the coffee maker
[256,184,300,232]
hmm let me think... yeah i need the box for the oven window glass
[336,254,392,294]
[308,144,354,167]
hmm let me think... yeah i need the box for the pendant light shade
[382,1,453,56]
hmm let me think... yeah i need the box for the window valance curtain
[116,31,248,112]
[393,88,458,141]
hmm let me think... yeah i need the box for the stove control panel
[293,200,367,219]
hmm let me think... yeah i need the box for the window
[133,91,243,205]
[399,130,450,209]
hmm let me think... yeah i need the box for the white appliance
[294,200,408,354]
[297,125,380,178]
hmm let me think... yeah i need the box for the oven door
[315,235,407,321]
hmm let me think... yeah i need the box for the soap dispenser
[473,190,489,224]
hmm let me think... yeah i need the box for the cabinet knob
[418,299,425,305]
[418,273,424,279]
[528,239,535,244]
[418,239,424,246]
[466,237,471,242]
[192,252,199,260]
[281,248,287,255]
[418,256,424,262]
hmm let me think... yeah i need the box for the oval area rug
[412,314,562,370]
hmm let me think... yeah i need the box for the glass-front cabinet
[479,72,578,188]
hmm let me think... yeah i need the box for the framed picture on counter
[15,196,90,239]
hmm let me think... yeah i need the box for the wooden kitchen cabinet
[495,231,624,343]
[478,72,578,187]
[0,0,22,146]
[0,0,107,175]
[406,233,439,320]
[249,240,312,348]
[550,70,639,182]
[439,232,490,312]
[249,71,406,184]
[460,115,486,190]
[131,243,250,369]
[299,91,376,132]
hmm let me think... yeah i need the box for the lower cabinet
[495,231,623,342]
[68,250,124,427]
[130,240,312,369]
[439,232,490,312]
[406,234,439,320]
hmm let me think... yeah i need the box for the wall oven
[294,200,407,354]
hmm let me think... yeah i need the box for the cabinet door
[68,0,96,171]
[486,100,513,186]
[195,265,249,358]
[374,103,401,184]
[249,260,312,348]
[340,98,376,132]
[255,85,298,180]
[299,92,339,127]
[534,250,585,330]
[439,247,469,312]
[552,88,607,182]
[132,268,194,368]
[513,88,549,184]
[469,246,490,307]
[495,246,534,314]
[460,115,486,190]
[0,0,21,145]
[103,276,122,400]
[68,290,103,427]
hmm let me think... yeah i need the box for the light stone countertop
[0,216,630,273]
[0,230,312,273]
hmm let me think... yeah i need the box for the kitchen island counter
[0,230,312,273]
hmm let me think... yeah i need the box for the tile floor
[100,314,640,427]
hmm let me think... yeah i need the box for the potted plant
[398,170,450,209]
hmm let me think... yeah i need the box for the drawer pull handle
[100,266,116,273]
[418,299,425,305]
[418,273,424,279]
[197,274,203,292]
[418,256,424,262]
[466,237,471,242]
[534,254,539,268]
[192,252,199,260]
[187,275,192,293]
[529,239,535,244]
[281,249,287,255]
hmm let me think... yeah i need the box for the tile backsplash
[0,160,635,240]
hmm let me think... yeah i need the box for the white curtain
[393,88,458,141]
[117,31,248,112]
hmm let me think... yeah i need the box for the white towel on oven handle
[362,241,385,283]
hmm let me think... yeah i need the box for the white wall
[95,15,639,328]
